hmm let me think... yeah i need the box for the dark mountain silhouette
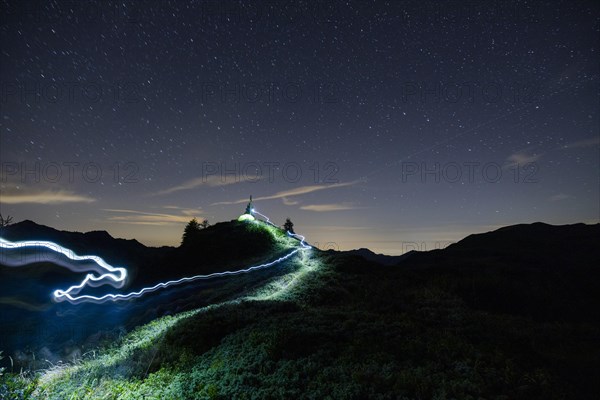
[317,222,600,325]
[3,219,599,322]
[334,247,415,265]
[0,219,300,361]
[402,221,600,269]
[4,220,598,285]
[2,220,600,398]
[0,219,167,250]
[331,222,600,270]
[394,222,600,323]
[0,220,172,286]
[166,219,283,280]
[0,219,288,287]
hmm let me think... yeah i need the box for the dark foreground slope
[5,222,600,399]
[0,220,296,364]
[0,220,169,274]
[400,222,600,322]
[0,219,284,286]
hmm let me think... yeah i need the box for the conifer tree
[182,218,201,245]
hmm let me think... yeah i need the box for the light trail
[253,208,309,247]
[252,209,275,227]
[0,238,128,302]
[0,210,311,304]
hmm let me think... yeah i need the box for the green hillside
[2,223,599,399]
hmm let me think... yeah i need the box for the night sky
[1,0,598,254]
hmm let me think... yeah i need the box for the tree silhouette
[200,219,210,229]
[0,214,13,228]
[182,218,201,246]
[283,218,295,234]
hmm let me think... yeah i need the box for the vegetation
[0,213,14,228]
[181,218,202,246]
[0,351,37,400]
[283,218,294,234]
[181,217,215,246]
[2,222,598,399]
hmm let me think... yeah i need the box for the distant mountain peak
[0,219,148,250]
[11,219,40,227]
[338,247,414,266]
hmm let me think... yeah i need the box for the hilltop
[1,222,600,399]
[0,218,301,362]
[0,218,298,286]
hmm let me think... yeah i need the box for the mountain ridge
[3,219,599,266]
[10,219,598,399]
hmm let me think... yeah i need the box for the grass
[1,222,599,399]
[30,254,318,399]
[5,221,314,399]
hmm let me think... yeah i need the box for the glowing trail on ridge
[253,209,308,246]
[252,209,275,226]
[0,210,311,304]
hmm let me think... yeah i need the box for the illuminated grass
[16,247,583,399]
[32,222,317,399]
[245,219,296,247]
[247,250,322,302]
[34,301,239,398]
[11,227,595,400]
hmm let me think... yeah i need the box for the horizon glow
[0,211,311,304]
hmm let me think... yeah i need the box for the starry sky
[0,0,598,254]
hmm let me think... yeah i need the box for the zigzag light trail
[253,209,309,251]
[252,209,274,226]
[0,209,311,304]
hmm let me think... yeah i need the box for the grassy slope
[3,224,599,399]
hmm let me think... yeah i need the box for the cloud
[162,205,203,216]
[153,174,260,196]
[505,152,541,168]
[212,181,359,205]
[562,137,600,149]
[103,208,199,226]
[549,193,574,202]
[300,203,361,212]
[282,197,299,206]
[304,225,371,231]
[0,190,95,204]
